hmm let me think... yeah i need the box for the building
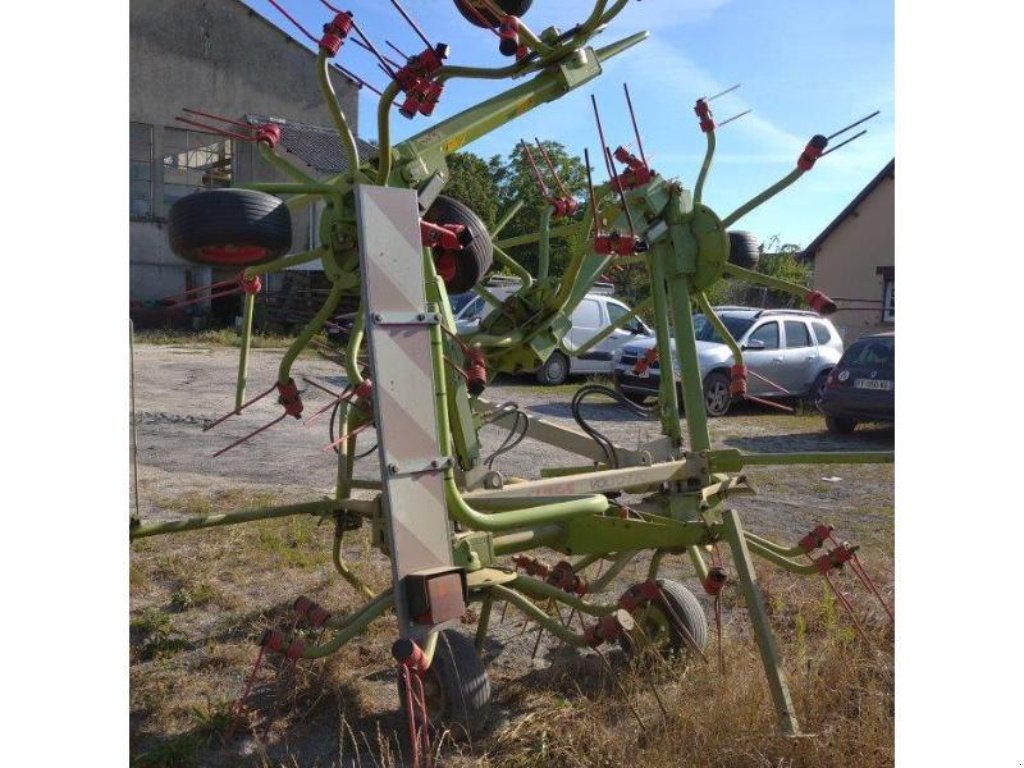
[129,0,368,325]
[802,160,895,343]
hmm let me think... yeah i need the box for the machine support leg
[721,508,801,736]
[475,595,493,653]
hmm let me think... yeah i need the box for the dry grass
[130,485,893,768]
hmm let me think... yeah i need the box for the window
[571,299,602,330]
[747,321,779,350]
[784,320,812,348]
[812,321,832,345]
[162,128,233,211]
[877,266,894,323]
[130,122,153,219]
[607,302,630,325]
[693,314,755,344]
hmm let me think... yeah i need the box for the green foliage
[489,140,588,276]
[131,609,190,661]
[442,151,501,231]
[704,234,810,308]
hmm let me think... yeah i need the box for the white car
[453,281,653,384]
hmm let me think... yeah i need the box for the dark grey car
[820,332,894,433]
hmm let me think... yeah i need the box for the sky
[240,0,893,248]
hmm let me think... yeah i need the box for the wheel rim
[634,604,673,653]
[814,378,827,412]
[705,381,729,415]
[546,356,566,383]
[197,244,268,265]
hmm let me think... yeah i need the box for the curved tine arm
[694,127,715,205]
[721,167,803,228]
[317,51,362,182]
[693,291,742,366]
[375,80,403,185]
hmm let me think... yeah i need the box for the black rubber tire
[807,371,830,413]
[424,195,493,294]
[454,0,533,27]
[825,414,858,434]
[398,630,490,738]
[535,350,569,385]
[727,230,760,270]
[703,371,732,417]
[168,189,292,267]
[620,578,709,660]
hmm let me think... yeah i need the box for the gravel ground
[130,344,894,766]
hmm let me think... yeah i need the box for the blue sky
[241,0,893,248]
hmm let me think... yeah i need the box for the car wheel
[702,371,732,417]
[808,371,830,413]
[535,350,569,385]
[825,414,858,434]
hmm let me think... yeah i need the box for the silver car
[611,307,844,416]
[455,282,652,385]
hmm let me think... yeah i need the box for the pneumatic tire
[424,195,494,294]
[398,630,491,739]
[619,578,709,661]
[167,188,292,267]
[727,230,760,270]
[454,0,533,27]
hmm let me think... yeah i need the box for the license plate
[854,378,892,391]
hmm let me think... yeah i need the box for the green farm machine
[131,0,892,754]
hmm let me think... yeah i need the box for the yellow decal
[443,134,468,153]
[513,96,536,117]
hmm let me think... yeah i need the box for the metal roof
[244,114,377,175]
[800,159,895,262]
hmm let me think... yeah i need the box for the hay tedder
[130,0,893,752]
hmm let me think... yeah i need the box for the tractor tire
[168,188,292,267]
[424,195,493,294]
[620,579,709,660]
[454,0,533,28]
[398,630,491,738]
[727,230,760,270]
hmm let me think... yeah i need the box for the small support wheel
[423,195,494,294]
[454,0,533,28]
[167,188,292,267]
[619,579,709,660]
[398,630,491,739]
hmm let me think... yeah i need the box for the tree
[489,140,589,276]
[704,234,810,308]
[442,151,501,231]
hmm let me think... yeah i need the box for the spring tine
[821,130,867,156]
[706,83,741,101]
[268,0,321,46]
[827,110,880,141]
[333,64,387,97]
[386,39,410,61]
[350,19,399,78]
[174,116,254,143]
[388,0,433,50]
[203,382,278,432]
[213,413,287,457]
[605,146,639,238]
[622,82,648,166]
[716,108,752,128]
[182,107,252,130]
[535,139,570,199]
[520,140,550,198]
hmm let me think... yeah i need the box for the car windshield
[449,293,476,314]
[692,314,755,344]
[843,337,894,366]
